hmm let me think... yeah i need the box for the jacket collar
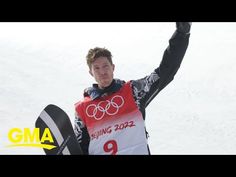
[84,79,125,100]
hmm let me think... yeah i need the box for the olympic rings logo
[85,95,125,120]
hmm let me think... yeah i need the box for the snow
[0,22,236,154]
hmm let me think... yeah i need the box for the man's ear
[112,64,115,71]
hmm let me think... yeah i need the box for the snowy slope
[0,22,236,154]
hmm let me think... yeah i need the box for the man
[74,22,191,155]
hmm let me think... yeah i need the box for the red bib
[75,82,149,155]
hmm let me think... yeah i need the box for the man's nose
[99,69,106,75]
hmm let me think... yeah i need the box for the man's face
[89,56,115,89]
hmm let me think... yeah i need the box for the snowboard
[35,104,83,155]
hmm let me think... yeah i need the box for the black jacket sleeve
[74,112,90,154]
[155,28,190,94]
[131,23,191,118]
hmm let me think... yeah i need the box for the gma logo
[7,128,56,150]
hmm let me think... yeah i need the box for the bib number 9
[103,140,118,155]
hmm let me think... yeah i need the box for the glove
[176,22,192,34]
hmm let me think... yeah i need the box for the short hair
[86,47,113,69]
